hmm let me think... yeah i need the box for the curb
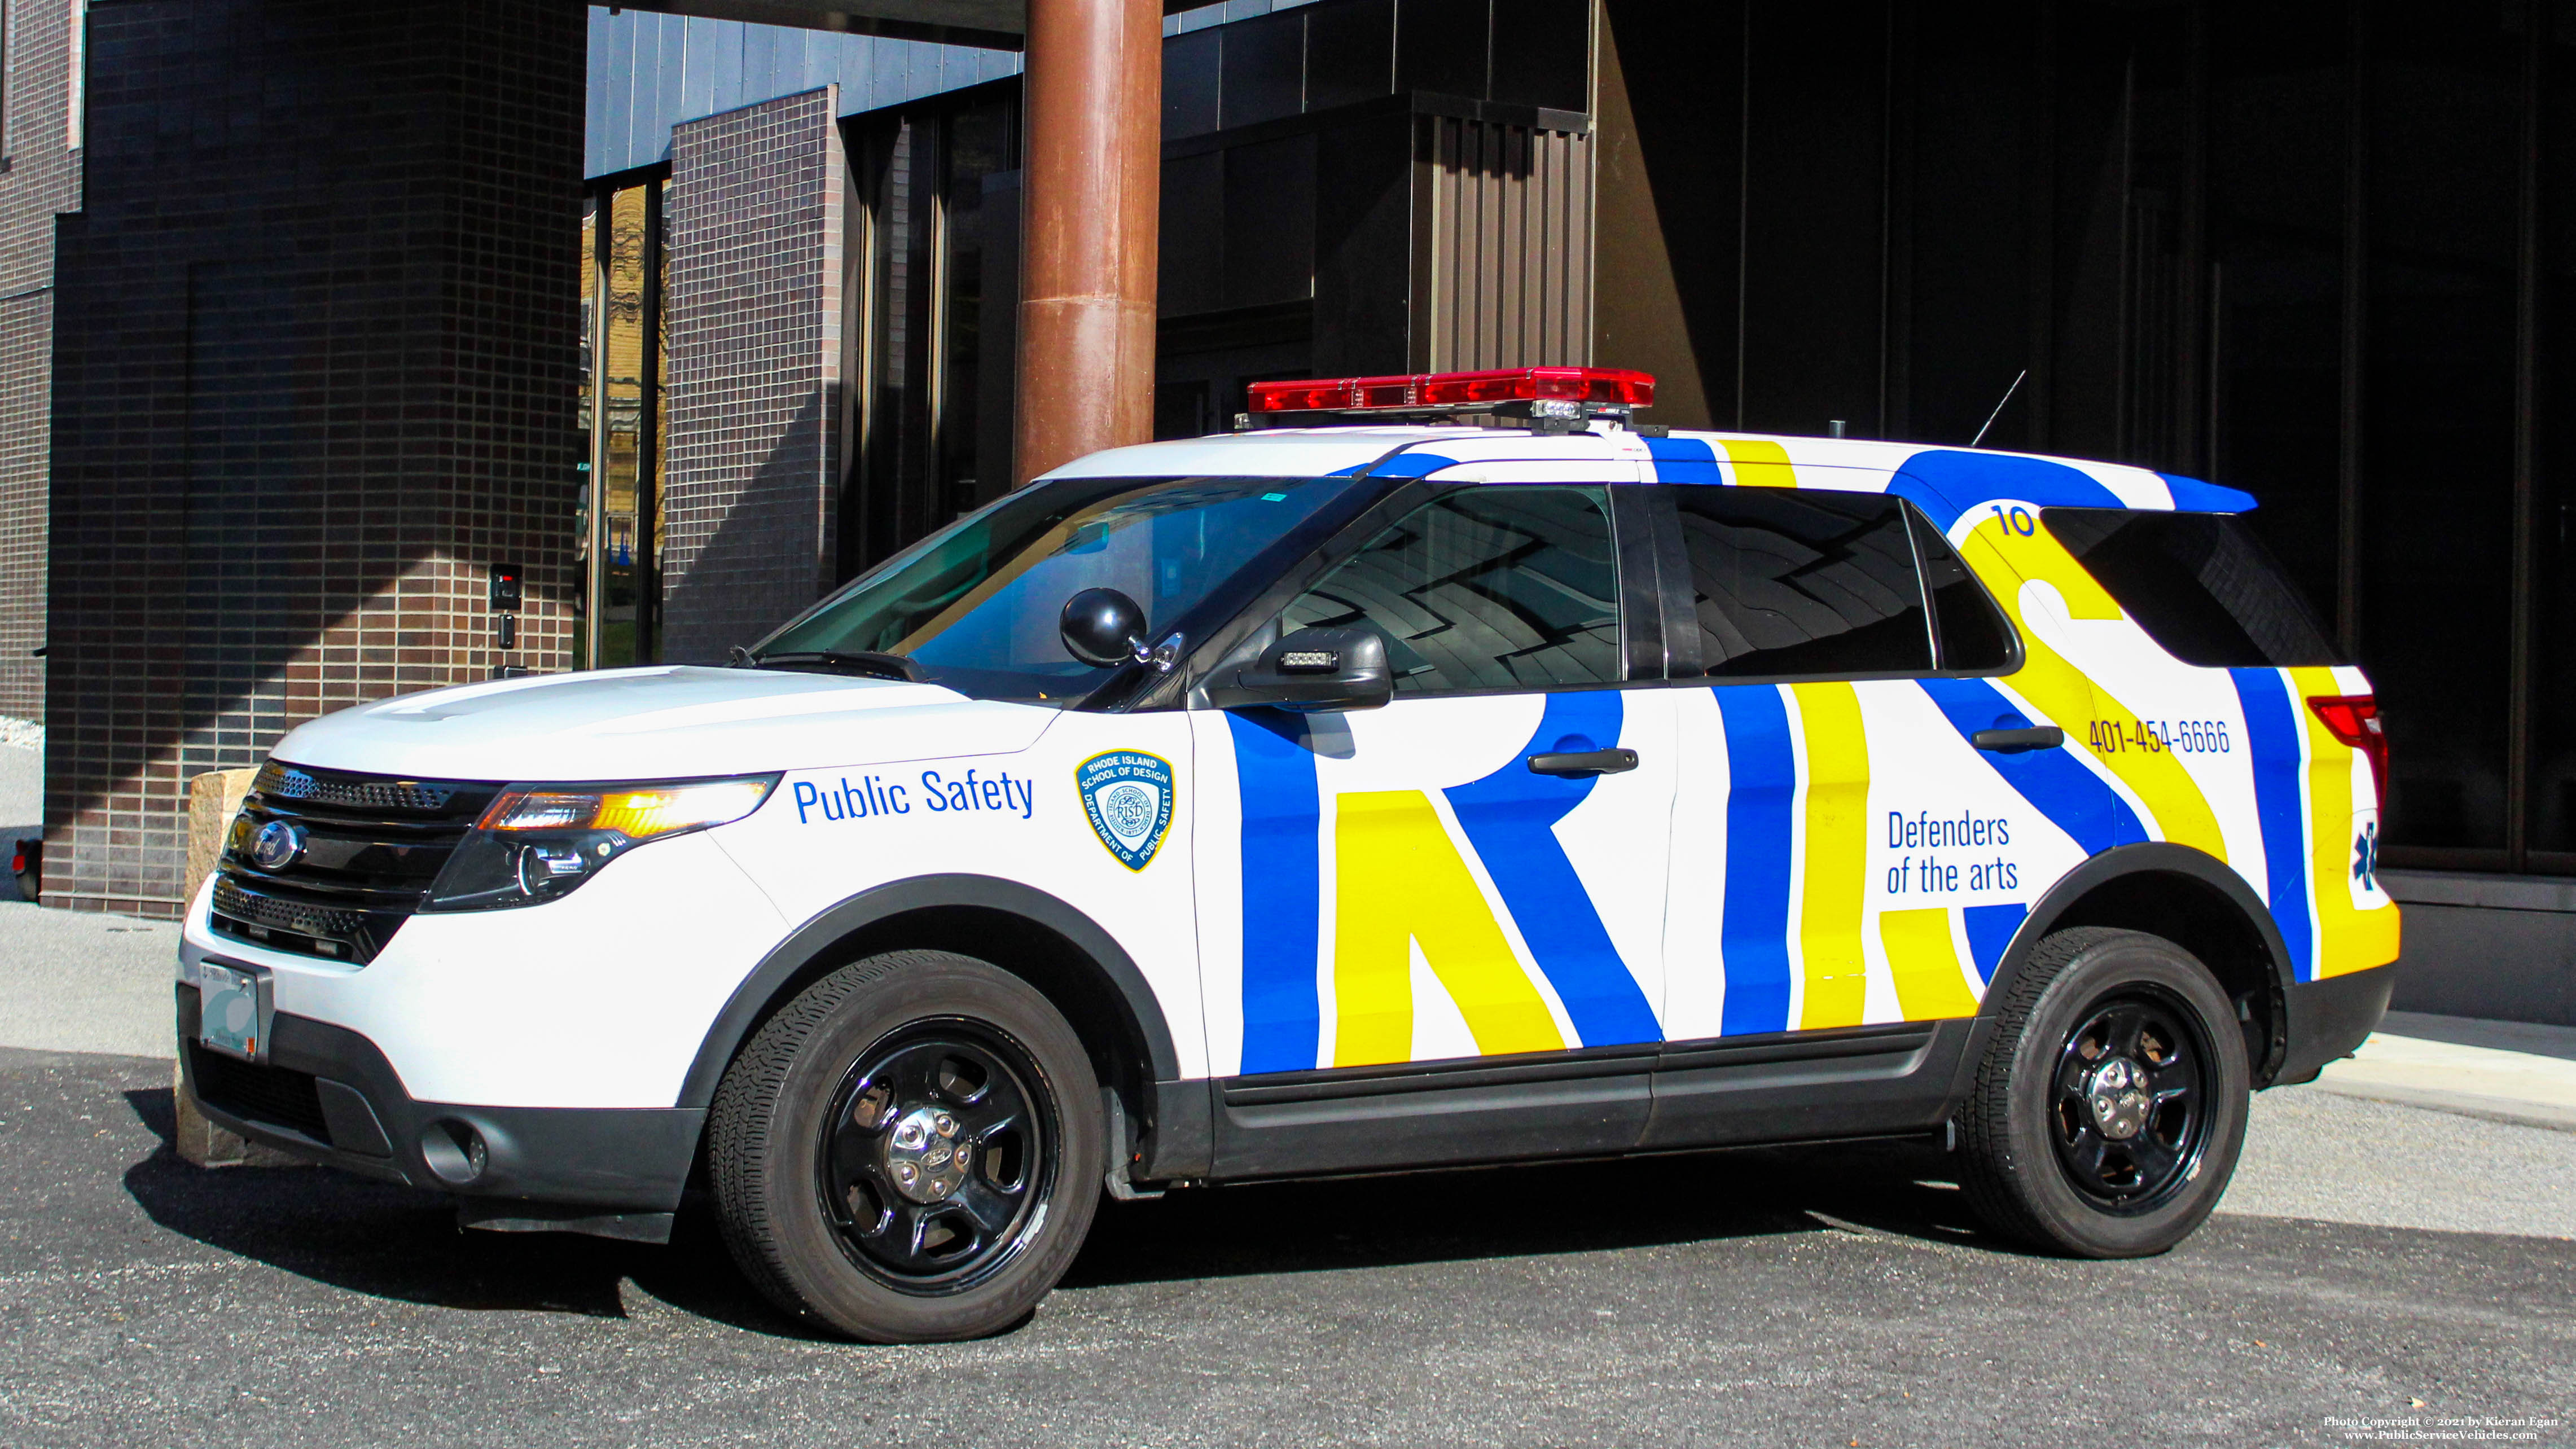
[2298,1079,2576,1135]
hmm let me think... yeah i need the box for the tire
[1956,927,2250,1258]
[708,949,1104,1341]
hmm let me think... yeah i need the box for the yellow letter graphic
[1879,908,1982,1021]
[1719,438,1798,488]
[1791,681,1871,1029]
[1331,790,1565,1067]
[2288,666,2403,978]
[1959,515,2228,862]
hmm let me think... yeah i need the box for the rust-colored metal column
[1015,0,1161,484]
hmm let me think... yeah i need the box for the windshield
[757,475,1369,704]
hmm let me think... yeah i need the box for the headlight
[423,775,777,911]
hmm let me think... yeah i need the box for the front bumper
[177,827,787,1110]
[2271,963,2400,1086]
[177,983,703,1224]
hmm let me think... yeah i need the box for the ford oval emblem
[249,819,306,872]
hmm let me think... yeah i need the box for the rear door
[1648,483,2046,1145]
[1191,482,1678,1174]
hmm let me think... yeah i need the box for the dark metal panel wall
[1588,0,1729,430]
[1589,0,2576,877]
[586,7,1022,179]
[1410,116,1593,372]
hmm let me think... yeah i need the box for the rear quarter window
[2042,507,2344,668]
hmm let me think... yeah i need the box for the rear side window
[1675,489,1935,677]
[2043,508,2343,668]
[1908,508,2017,673]
[1279,485,1622,693]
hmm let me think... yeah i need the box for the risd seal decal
[1075,750,1174,871]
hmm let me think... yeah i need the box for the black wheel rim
[2047,985,2215,1215]
[817,1020,1057,1294]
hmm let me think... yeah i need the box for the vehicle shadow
[118,1085,814,1337]
[122,1083,1994,1334]
[1064,1135,1989,1289]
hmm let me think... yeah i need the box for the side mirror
[1208,626,1393,713]
[1060,587,1147,668]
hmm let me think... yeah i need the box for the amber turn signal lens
[477,776,775,841]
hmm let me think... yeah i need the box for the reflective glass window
[1677,489,1933,678]
[1280,486,1623,694]
[763,475,1364,704]
[2047,508,2342,668]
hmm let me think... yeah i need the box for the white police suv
[182,366,2399,1342]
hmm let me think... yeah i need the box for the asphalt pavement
[0,1046,2568,1448]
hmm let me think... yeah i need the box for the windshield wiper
[749,649,924,683]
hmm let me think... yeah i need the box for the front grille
[212,878,367,938]
[188,1043,331,1142]
[208,761,501,965]
[262,765,460,814]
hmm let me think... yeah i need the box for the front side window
[758,474,1366,703]
[1278,485,1623,695]
[1678,488,1936,678]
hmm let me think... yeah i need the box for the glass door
[578,176,665,670]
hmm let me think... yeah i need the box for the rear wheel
[708,950,1103,1341]
[1956,927,2249,1257]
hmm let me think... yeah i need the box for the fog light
[420,1118,489,1185]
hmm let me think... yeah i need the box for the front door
[1192,484,1675,1173]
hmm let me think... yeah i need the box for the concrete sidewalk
[0,736,182,1056]
[0,902,180,1057]
[0,739,41,905]
[2303,1009,2576,1132]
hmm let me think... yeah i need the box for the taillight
[2306,694,2386,811]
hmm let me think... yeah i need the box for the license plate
[198,963,267,1060]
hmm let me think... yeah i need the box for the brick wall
[45,0,585,915]
[0,0,87,722]
[660,86,849,665]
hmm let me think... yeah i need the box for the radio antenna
[1969,368,2028,449]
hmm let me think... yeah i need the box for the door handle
[1527,748,1639,777]
[1971,725,2065,754]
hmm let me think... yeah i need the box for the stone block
[185,767,258,907]
[170,1059,304,1170]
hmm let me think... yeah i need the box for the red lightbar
[1246,366,1656,415]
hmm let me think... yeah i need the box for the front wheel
[708,950,1104,1341]
[1956,927,2249,1258]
